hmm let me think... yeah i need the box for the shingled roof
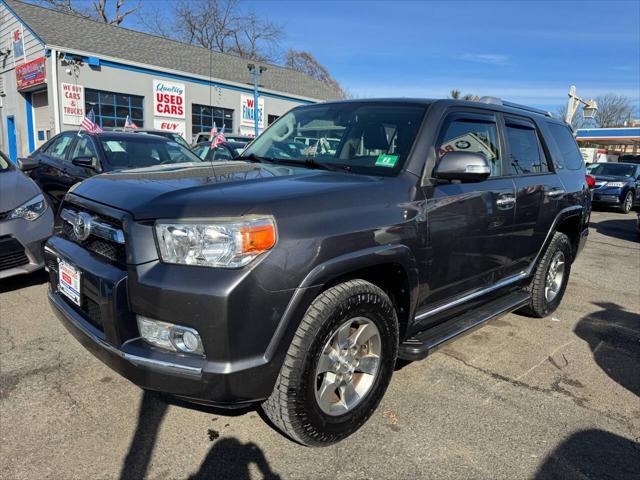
[4,0,341,101]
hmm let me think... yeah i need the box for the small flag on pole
[124,115,138,130]
[213,125,226,147]
[80,110,103,133]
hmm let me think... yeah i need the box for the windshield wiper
[237,153,278,164]
[269,158,352,173]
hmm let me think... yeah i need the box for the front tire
[262,279,398,446]
[619,191,633,213]
[521,232,572,318]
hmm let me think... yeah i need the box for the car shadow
[534,429,640,479]
[0,269,48,294]
[589,216,638,242]
[118,391,280,480]
[574,302,640,396]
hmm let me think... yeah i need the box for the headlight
[10,194,47,221]
[155,217,276,268]
[605,182,625,188]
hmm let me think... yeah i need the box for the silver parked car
[0,151,53,279]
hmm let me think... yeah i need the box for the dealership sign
[153,80,185,119]
[12,26,25,66]
[240,95,264,129]
[16,57,46,90]
[153,118,186,139]
[61,83,85,125]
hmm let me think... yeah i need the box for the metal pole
[565,85,577,124]
[253,69,260,137]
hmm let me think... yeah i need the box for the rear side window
[547,123,584,170]
[504,121,550,174]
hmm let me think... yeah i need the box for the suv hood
[0,169,41,213]
[71,161,381,219]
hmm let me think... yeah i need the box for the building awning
[575,127,640,146]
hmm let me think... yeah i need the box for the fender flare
[263,244,420,361]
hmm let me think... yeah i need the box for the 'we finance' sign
[241,95,264,129]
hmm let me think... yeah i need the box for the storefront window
[192,104,233,135]
[85,89,144,129]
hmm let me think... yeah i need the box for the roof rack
[478,96,552,118]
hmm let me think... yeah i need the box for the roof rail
[476,96,552,117]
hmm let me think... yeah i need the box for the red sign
[16,57,46,90]
[153,80,185,119]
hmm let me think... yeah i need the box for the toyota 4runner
[44,98,591,446]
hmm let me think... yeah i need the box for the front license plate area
[58,259,81,306]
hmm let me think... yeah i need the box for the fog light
[136,315,204,355]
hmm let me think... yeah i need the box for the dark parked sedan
[19,131,202,213]
[589,162,640,213]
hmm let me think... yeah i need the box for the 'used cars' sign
[153,80,185,119]
[62,83,85,125]
[241,95,264,129]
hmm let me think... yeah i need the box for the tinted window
[547,123,583,170]
[99,137,201,169]
[71,136,98,162]
[45,135,74,161]
[212,146,233,161]
[505,123,549,174]
[437,117,501,176]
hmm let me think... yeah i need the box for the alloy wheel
[314,317,382,416]
[545,251,565,302]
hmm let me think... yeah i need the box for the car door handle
[546,188,566,198]
[496,195,516,210]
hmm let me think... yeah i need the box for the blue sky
[113,0,639,112]
[239,0,639,112]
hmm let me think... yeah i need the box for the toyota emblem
[73,212,93,241]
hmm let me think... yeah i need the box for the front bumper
[45,234,304,406]
[0,207,54,279]
[592,190,624,204]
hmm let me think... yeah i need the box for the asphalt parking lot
[1,209,639,480]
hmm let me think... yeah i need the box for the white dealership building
[0,0,339,160]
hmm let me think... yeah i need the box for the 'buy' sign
[153,80,185,119]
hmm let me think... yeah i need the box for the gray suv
[44,98,590,446]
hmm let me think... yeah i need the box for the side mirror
[17,157,39,172]
[72,156,99,171]
[435,151,491,183]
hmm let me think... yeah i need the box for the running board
[399,291,531,361]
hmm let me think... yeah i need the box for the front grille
[0,237,29,271]
[82,297,103,330]
[61,211,126,265]
[0,251,29,271]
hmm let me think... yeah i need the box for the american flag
[212,125,226,148]
[80,110,103,133]
[124,115,138,130]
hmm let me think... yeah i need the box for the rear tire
[520,232,572,318]
[262,279,398,446]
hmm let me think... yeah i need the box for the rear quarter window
[547,123,584,170]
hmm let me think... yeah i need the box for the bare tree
[555,105,587,129]
[37,0,139,25]
[284,50,346,98]
[592,94,632,127]
[449,89,479,101]
[142,0,282,62]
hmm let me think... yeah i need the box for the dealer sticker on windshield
[375,154,399,168]
[58,259,81,306]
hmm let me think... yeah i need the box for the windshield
[99,137,202,169]
[0,151,13,172]
[242,103,427,174]
[590,163,636,177]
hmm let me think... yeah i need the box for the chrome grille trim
[60,208,125,244]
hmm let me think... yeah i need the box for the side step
[398,291,531,361]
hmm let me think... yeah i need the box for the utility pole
[565,85,598,125]
[247,64,266,137]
